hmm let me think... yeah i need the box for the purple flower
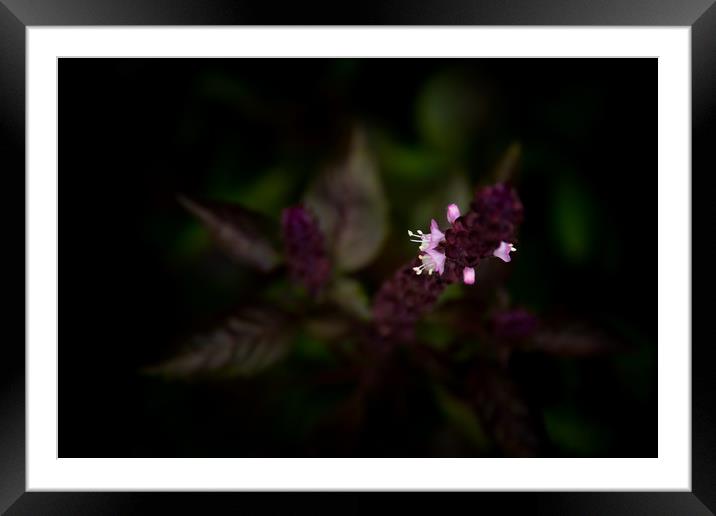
[408,184,523,285]
[447,203,461,224]
[281,205,331,295]
[493,241,517,263]
[373,260,448,342]
[462,266,476,284]
[468,182,524,246]
[373,183,523,342]
[408,219,446,276]
[408,219,445,252]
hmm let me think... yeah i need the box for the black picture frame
[2,1,710,514]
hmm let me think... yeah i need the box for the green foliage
[411,171,472,231]
[171,220,211,262]
[551,178,595,265]
[416,72,490,158]
[219,166,297,217]
[377,137,445,182]
[292,331,334,364]
[434,386,491,451]
[543,406,611,456]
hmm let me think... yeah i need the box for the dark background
[59,58,656,457]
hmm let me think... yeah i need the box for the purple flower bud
[442,183,523,280]
[462,266,475,284]
[446,203,461,224]
[470,182,524,246]
[281,205,331,296]
[373,259,448,342]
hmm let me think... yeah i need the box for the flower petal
[446,203,461,224]
[463,266,475,284]
[429,219,445,246]
[493,241,515,263]
[426,248,446,275]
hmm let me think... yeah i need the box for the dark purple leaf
[178,196,280,272]
[527,322,620,357]
[304,129,388,272]
[147,306,293,378]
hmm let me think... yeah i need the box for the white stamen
[408,228,434,251]
[413,253,438,276]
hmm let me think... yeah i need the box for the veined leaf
[527,322,619,357]
[304,129,388,272]
[147,306,293,378]
[178,196,281,272]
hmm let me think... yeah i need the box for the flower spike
[409,192,521,282]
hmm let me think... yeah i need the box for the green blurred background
[59,58,656,457]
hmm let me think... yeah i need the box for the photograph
[58,57,656,458]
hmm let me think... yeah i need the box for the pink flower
[447,203,461,224]
[462,266,476,284]
[409,199,519,284]
[409,218,446,276]
[408,204,468,280]
[413,247,446,276]
[408,219,444,252]
[493,241,517,263]
[376,186,523,342]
